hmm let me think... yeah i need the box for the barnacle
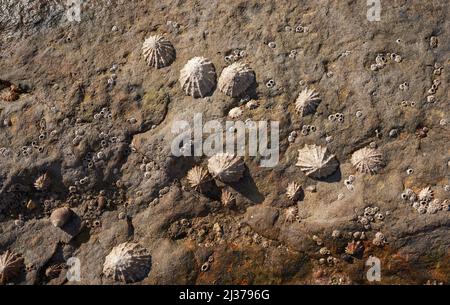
[418,187,434,202]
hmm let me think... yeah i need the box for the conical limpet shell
[296,144,338,179]
[218,62,255,97]
[207,153,245,183]
[142,35,176,68]
[351,147,384,174]
[34,172,51,191]
[295,87,321,116]
[0,250,24,284]
[103,242,151,283]
[285,206,298,223]
[228,107,243,119]
[286,182,302,201]
[50,207,73,228]
[186,166,211,192]
[180,57,216,98]
[221,189,236,207]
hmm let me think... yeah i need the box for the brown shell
[186,166,211,191]
[50,207,73,228]
[34,172,51,191]
[221,189,236,207]
[0,250,24,284]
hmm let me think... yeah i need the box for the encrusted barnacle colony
[351,147,384,174]
[221,189,236,207]
[207,153,245,183]
[296,144,338,179]
[186,166,211,192]
[50,207,73,228]
[295,87,321,116]
[218,62,255,97]
[34,172,51,191]
[0,250,24,284]
[180,57,216,98]
[142,35,176,68]
[103,242,151,283]
[286,182,302,201]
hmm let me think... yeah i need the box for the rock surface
[0,0,449,284]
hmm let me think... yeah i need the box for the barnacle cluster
[400,187,448,215]
[356,205,386,230]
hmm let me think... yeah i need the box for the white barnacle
[418,187,433,202]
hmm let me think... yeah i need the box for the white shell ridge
[0,250,24,284]
[186,166,210,191]
[351,147,384,174]
[207,153,245,183]
[142,35,176,68]
[180,57,216,98]
[228,107,243,119]
[221,189,236,207]
[286,182,302,201]
[295,87,321,116]
[296,144,338,178]
[218,62,255,97]
[103,242,151,283]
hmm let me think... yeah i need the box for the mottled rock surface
[0,0,449,284]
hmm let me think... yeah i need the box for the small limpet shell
[207,153,245,183]
[295,144,338,179]
[180,57,216,98]
[103,242,151,283]
[50,207,73,228]
[142,35,176,68]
